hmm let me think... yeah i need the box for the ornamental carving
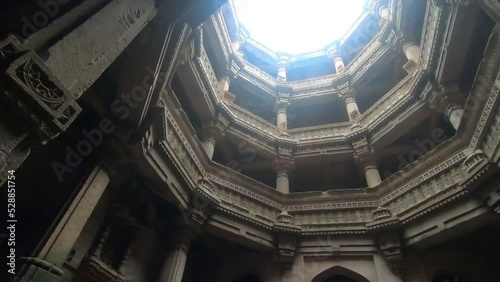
[4,51,81,139]
[145,0,500,238]
[277,211,293,224]
[18,59,66,107]
[372,207,393,222]
[461,149,488,174]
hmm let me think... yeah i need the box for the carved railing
[419,0,450,71]
[358,71,419,129]
[145,0,500,236]
[288,123,352,142]
[210,9,394,98]
[227,103,280,136]
[193,44,425,149]
[156,59,500,232]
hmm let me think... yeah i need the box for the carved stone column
[201,115,229,160]
[218,76,231,98]
[276,168,290,194]
[344,95,361,121]
[277,54,290,83]
[21,165,110,281]
[202,134,217,159]
[373,253,404,282]
[403,42,421,73]
[159,208,208,282]
[445,104,464,130]
[379,6,390,24]
[339,84,361,121]
[364,162,382,188]
[327,42,345,74]
[375,232,406,282]
[274,147,293,194]
[158,223,195,282]
[334,56,346,74]
[275,93,290,135]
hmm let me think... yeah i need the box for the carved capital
[201,114,229,141]
[351,136,372,157]
[337,81,355,98]
[344,96,357,105]
[377,232,406,270]
[275,93,291,111]
[274,155,294,173]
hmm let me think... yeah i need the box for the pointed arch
[311,265,371,282]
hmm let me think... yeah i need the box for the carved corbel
[201,113,229,142]
[351,135,372,158]
[376,232,408,271]
[273,211,301,271]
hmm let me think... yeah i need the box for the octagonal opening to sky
[234,0,366,54]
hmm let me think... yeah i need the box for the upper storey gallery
[169,0,494,193]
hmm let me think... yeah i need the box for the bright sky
[234,0,366,54]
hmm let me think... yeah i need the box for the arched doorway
[311,266,370,282]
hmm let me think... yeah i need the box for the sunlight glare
[234,0,366,54]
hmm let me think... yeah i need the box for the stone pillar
[201,115,229,160]
[403,42,421,73]
[218,76,231,98]
[275,147,293,194]
[159,247,188,282]
[365,163,382,188]
[158,224,194,282]
[445,104,464,130]
[277,66,287,83]
[276,169,290,194]
[275,94,290,135]
[379,6,390,22]
[202,134,216,159]
[344,95,361,121]
[277,55,289,83]
[374,253,404,282]
[22,165,110,281]
[277,108,288,131]
[327,42,345,74]
[333,56,346,74]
